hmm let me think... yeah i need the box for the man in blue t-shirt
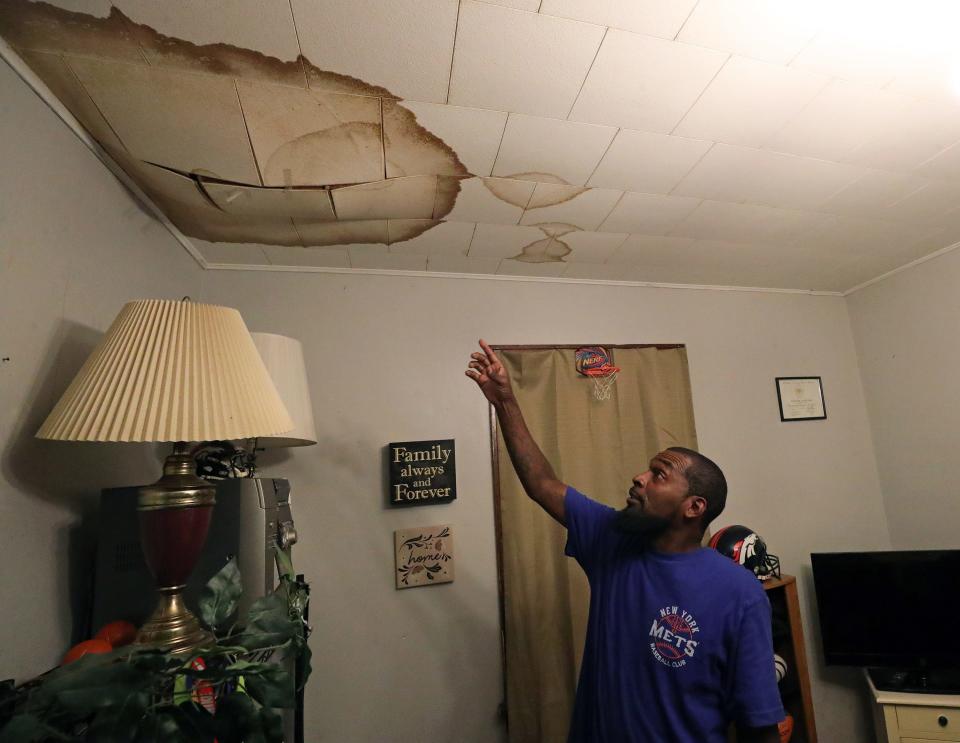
[466,340,784,743]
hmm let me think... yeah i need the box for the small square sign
[394,525,454,589]
[388,439,456,507]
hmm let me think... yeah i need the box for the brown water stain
[263,122,384,187]
[512,237,572,264]
[486,174,587,209]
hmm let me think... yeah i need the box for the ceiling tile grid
[8,0,960,290]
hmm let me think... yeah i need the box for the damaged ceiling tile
[238,80,383,187]
[389,100,506,177]
[201,180,336,221]
[348,244,428,271]
[492,113,618,186]
[294,219,389,247]
[19,49,128,158]
[261,244,352,268]
[388,220,475,255]
[520,185,623,230]
[442,177,534,225]
[112,0,306,87]
[468,223,547,259]
[67,56,261,184]
[132,164,301,245]
[0,0,145,62]
[331,176,438,221]
[382,100,469,179]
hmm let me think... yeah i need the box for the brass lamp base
[134,443,217,655]
[137,588,214,655]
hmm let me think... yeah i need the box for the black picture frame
[775,377,826,421]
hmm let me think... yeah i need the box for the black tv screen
[811,550,960,669]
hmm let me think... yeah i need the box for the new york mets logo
[649,606,700,668]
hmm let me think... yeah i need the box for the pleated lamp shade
[250,333,318,448]
[36,299,294,442]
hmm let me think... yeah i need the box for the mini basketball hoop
[575,347,620,401]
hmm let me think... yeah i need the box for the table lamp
[36,299,293,654]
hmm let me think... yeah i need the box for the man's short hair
[667,447,727,528]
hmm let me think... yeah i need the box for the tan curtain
[496,347,698,743]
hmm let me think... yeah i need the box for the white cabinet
[869,672,960,743]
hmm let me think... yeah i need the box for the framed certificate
[775,377,826,421]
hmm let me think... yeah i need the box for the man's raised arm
[465,339,568,525]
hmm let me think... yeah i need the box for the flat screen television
[810,550,960,675]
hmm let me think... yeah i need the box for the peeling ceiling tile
[201,181,335,220]
[539,0,697,39]
[68,57,260,183]
[569,30,727,133]
[673,144,865,211]
[426,255,503,274]
[492,114,617,186]
[388,220,475,255]
[497,259,569,276]
[443,177,534,224]
[237,80,382,187]
[599,192,701,235]
[520,185,622,231]
[290,0,459,103]
[677,0,821,65]
[331,176,438,220]
[468,223,548,258]
[607,234,696,265]
[261,244,352,268]
[113,0,304,86]
[133,163,301,245]
[449,1,605,119]
[0,0,145,61]
[669,200,833,244]
[390,101,507,177]
[348,244,428,270]
[19,50,128,157]
[673,56,829,148]
[381,100,471,179]
[294,219,389,246]
[191,239,269,265]
[587,129,712,194]
[388,219,442,245]
[559,231,629,263]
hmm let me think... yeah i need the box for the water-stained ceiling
[6,0,960,291]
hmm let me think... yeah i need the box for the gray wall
[202,270,889,743]
[0,60,202,678]
[847,252,960,549]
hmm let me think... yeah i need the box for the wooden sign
[395,525,454,589]
[388,439,456,507]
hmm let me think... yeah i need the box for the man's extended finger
[468,361,486,373]
[479,338,499,364]
[470,352,490,366]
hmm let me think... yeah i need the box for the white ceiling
[6,0,960,291]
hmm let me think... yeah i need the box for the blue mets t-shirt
[564,487,784,743]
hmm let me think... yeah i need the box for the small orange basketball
[778,713,795,743]
[95,620,138,648]
[62,638,112,665]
